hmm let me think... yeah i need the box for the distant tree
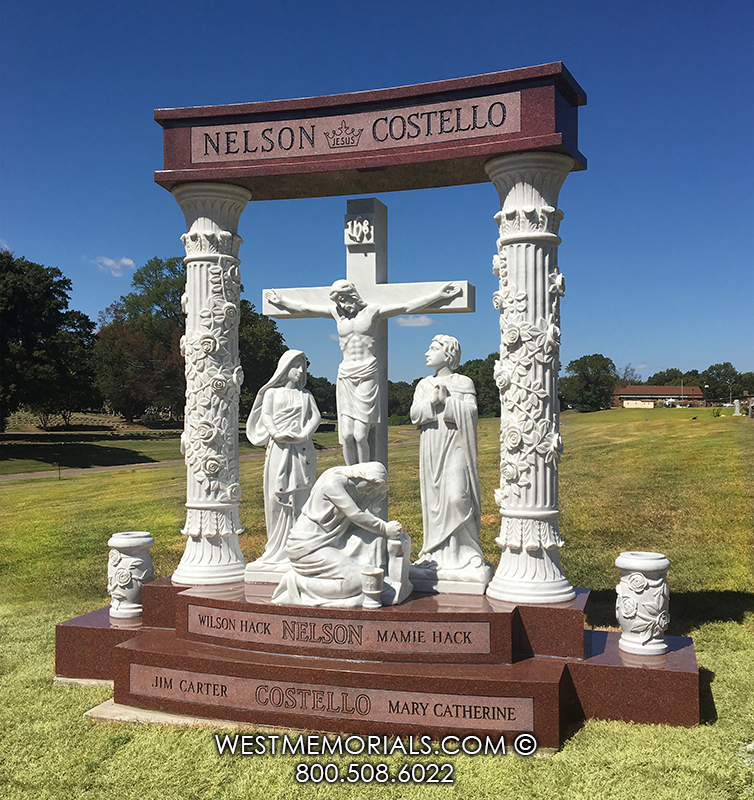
[0,252,97,429]
[121,256,185,339]
[94,303,156,422]
[646,368,684,385]
[619,363,643,386]
[28,310,99,428]
[121,257,186,417]
[457,352,500,417]
[307,375,337,418]
[558,375,578,408]
[739,372,754,395]
[238,300,287,418]
[682,369,701,388]
[701,362,740,404]
[387,378,419,417]
[565,354,618,412]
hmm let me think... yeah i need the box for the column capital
[172,183,251,259]
[485,153,573,246]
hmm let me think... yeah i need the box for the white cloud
[635,363,648,370]
[0,238,10,251]
[93,256,135,278]
[395,315,434,327]
[328,334,340,342]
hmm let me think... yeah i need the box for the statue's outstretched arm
[379,282,462,317]
[264,289,332,318]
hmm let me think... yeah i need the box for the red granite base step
[55,581,700,747]
[113,628,572,749]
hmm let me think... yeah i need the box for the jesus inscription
[186,604,491,656]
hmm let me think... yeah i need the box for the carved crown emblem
[324,120,364,149]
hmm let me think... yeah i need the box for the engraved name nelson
[191,92,521,163]
[187,605,491,654]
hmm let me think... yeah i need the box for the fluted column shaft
[484,153,575,604]
[172,183,251,585]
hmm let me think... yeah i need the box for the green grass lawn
[1,408,753,799]
[0,432,342,475]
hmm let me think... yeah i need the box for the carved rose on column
[493,243,566,504]
[182,253,243,503]
[501,426,523,451]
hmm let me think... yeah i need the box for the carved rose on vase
[226,483,242,501]
[232,366,244,389]
[627,572,649,593]
[627,583,670,644]
[211,376,228,393]
[181,292,189,315]
[114,568,132,588]
[618,595,638,619]
[108,549,121,567]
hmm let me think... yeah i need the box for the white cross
[263,197,475,471]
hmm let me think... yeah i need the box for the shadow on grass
[585,589,754,634]
[699,667,717,724]
[0,443,159,469]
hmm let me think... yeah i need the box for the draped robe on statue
[246,354,319,568]
[272,467,389,607]
[410,373,487,575]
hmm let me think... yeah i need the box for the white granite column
[172,183,251,585]
[484,153,576,604]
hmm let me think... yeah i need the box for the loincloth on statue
[336,357,380,439]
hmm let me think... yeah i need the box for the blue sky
[2,0,752,383]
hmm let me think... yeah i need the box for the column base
[172,533,246,586]
[486,545,575,605]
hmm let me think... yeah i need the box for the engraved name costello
[196,96,514,160]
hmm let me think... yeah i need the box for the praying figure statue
[245,350,320,581]
[409,335,493,594]
[265,280,461,465]
[271,462,412,608]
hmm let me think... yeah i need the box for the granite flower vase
[107,532,155,618]
[615,551,670,655]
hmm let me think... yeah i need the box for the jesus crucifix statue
[263,198,475,469]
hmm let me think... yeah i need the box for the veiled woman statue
[245,350,320,581]
[409,335,493,594]
[272,462,409,608]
